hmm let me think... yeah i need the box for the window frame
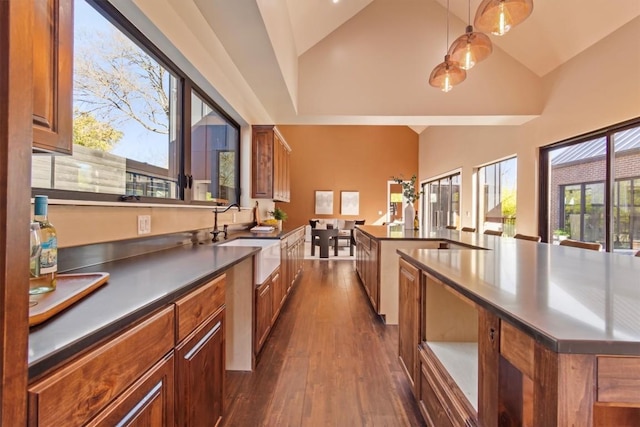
[31,0,241,206]
[476,156,517,236]
[422,171,461,230]
[538,117,640,249]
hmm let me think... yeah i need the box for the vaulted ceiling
[192,0,639,131]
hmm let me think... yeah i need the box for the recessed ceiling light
[332,0,339,4]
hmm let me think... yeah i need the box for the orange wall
[276,125,419,229]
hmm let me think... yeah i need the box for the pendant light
[474,0,533,36]
[448,0,492,70]
[429,0,466,92]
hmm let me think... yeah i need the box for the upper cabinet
[252,125,291,202]
[32,0,74,154]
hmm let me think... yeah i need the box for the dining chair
[635,250,640,257]
[445,225,457,230]
[559,239,602,251]
[514,233,541,242]
[483,229,503,237]
[460,227,476,232]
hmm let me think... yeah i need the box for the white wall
[419,17,640,236]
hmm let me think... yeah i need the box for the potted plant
[268,207,288,230]
[392,174,424,230]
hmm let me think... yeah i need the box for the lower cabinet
[271,269,283,324]
[255,276,272,354]
[28,306,175,426]
[398,258,419,395]
[176,309,225,427]
[28,275,227,427]
[355,229,379,312]
[87,353,175,427]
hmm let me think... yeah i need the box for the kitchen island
[396,237,640,426]
[354,225,491,324]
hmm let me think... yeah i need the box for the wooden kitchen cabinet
[281,227,304,292]
[176,310,225,427]
[86,352,175,427]
[398,258,419,396]
[270,268,283,324]
[255,277,272,354]
[33,0,73,154]
[174,274,226,427]
[28,306,175,426]
[355,229,379,312]
[251,125,291,202]
[28,274,230,427]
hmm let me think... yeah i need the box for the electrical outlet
[137,215,151,235]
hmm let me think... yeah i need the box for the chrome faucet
[211,203,241,242]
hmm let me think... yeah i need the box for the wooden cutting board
[29,272,110,327]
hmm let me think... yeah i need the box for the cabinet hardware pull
[184,321,222,360]
[489,328,496,341]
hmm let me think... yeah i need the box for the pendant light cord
[446,0,450,49]
[467,0,471,25]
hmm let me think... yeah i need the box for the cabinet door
[271,269,282,324]
[251,127,274,199]
[399,258,420,394]
[273,134,282,201]
[176,310,225,427]
[28,307,175,426]
[33,0,73,154]
[255,279,272,354]
[87,353,174,427]
[369,239,379,309]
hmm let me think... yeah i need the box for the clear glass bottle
[30,195,57,294]
[414,212,420,230]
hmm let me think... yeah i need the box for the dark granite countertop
[28,243,259,379]
[396,237,640,355]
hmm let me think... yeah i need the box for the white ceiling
[194,0,640,129]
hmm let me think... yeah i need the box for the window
[190,91,239,204]
[477,158,517,237]
[424,172,461,230]
[540,118,640,253]
[31,0,240,204]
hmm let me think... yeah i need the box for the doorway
[388,182,404,224]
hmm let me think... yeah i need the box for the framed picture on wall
[341,191,359,215]
[315,190,333,215]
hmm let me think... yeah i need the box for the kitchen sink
[218,239,280,285]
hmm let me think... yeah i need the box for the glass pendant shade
[474,0,533,36]
[429,55,466,92]
[448,25,492,70]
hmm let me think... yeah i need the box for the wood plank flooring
[222,259,425,426]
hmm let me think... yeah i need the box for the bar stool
[483,230,503,237]
[461,227,476,232]
[445,225,457,230]
[514,233,541,242]
[559,239,602,251]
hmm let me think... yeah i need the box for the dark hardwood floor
[222,259,425,426]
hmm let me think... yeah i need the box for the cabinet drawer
[28,306,175,427]
[598,356,640,403]
[175,274,226,343]
[419,346,478,427]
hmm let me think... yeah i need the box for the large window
[477,158,517,237]
[424,172,461,230]
[540,119,640,253]
[31,0,240,204]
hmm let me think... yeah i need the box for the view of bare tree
[74,29,170,135]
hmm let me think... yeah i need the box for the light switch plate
[137,215,151,235]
